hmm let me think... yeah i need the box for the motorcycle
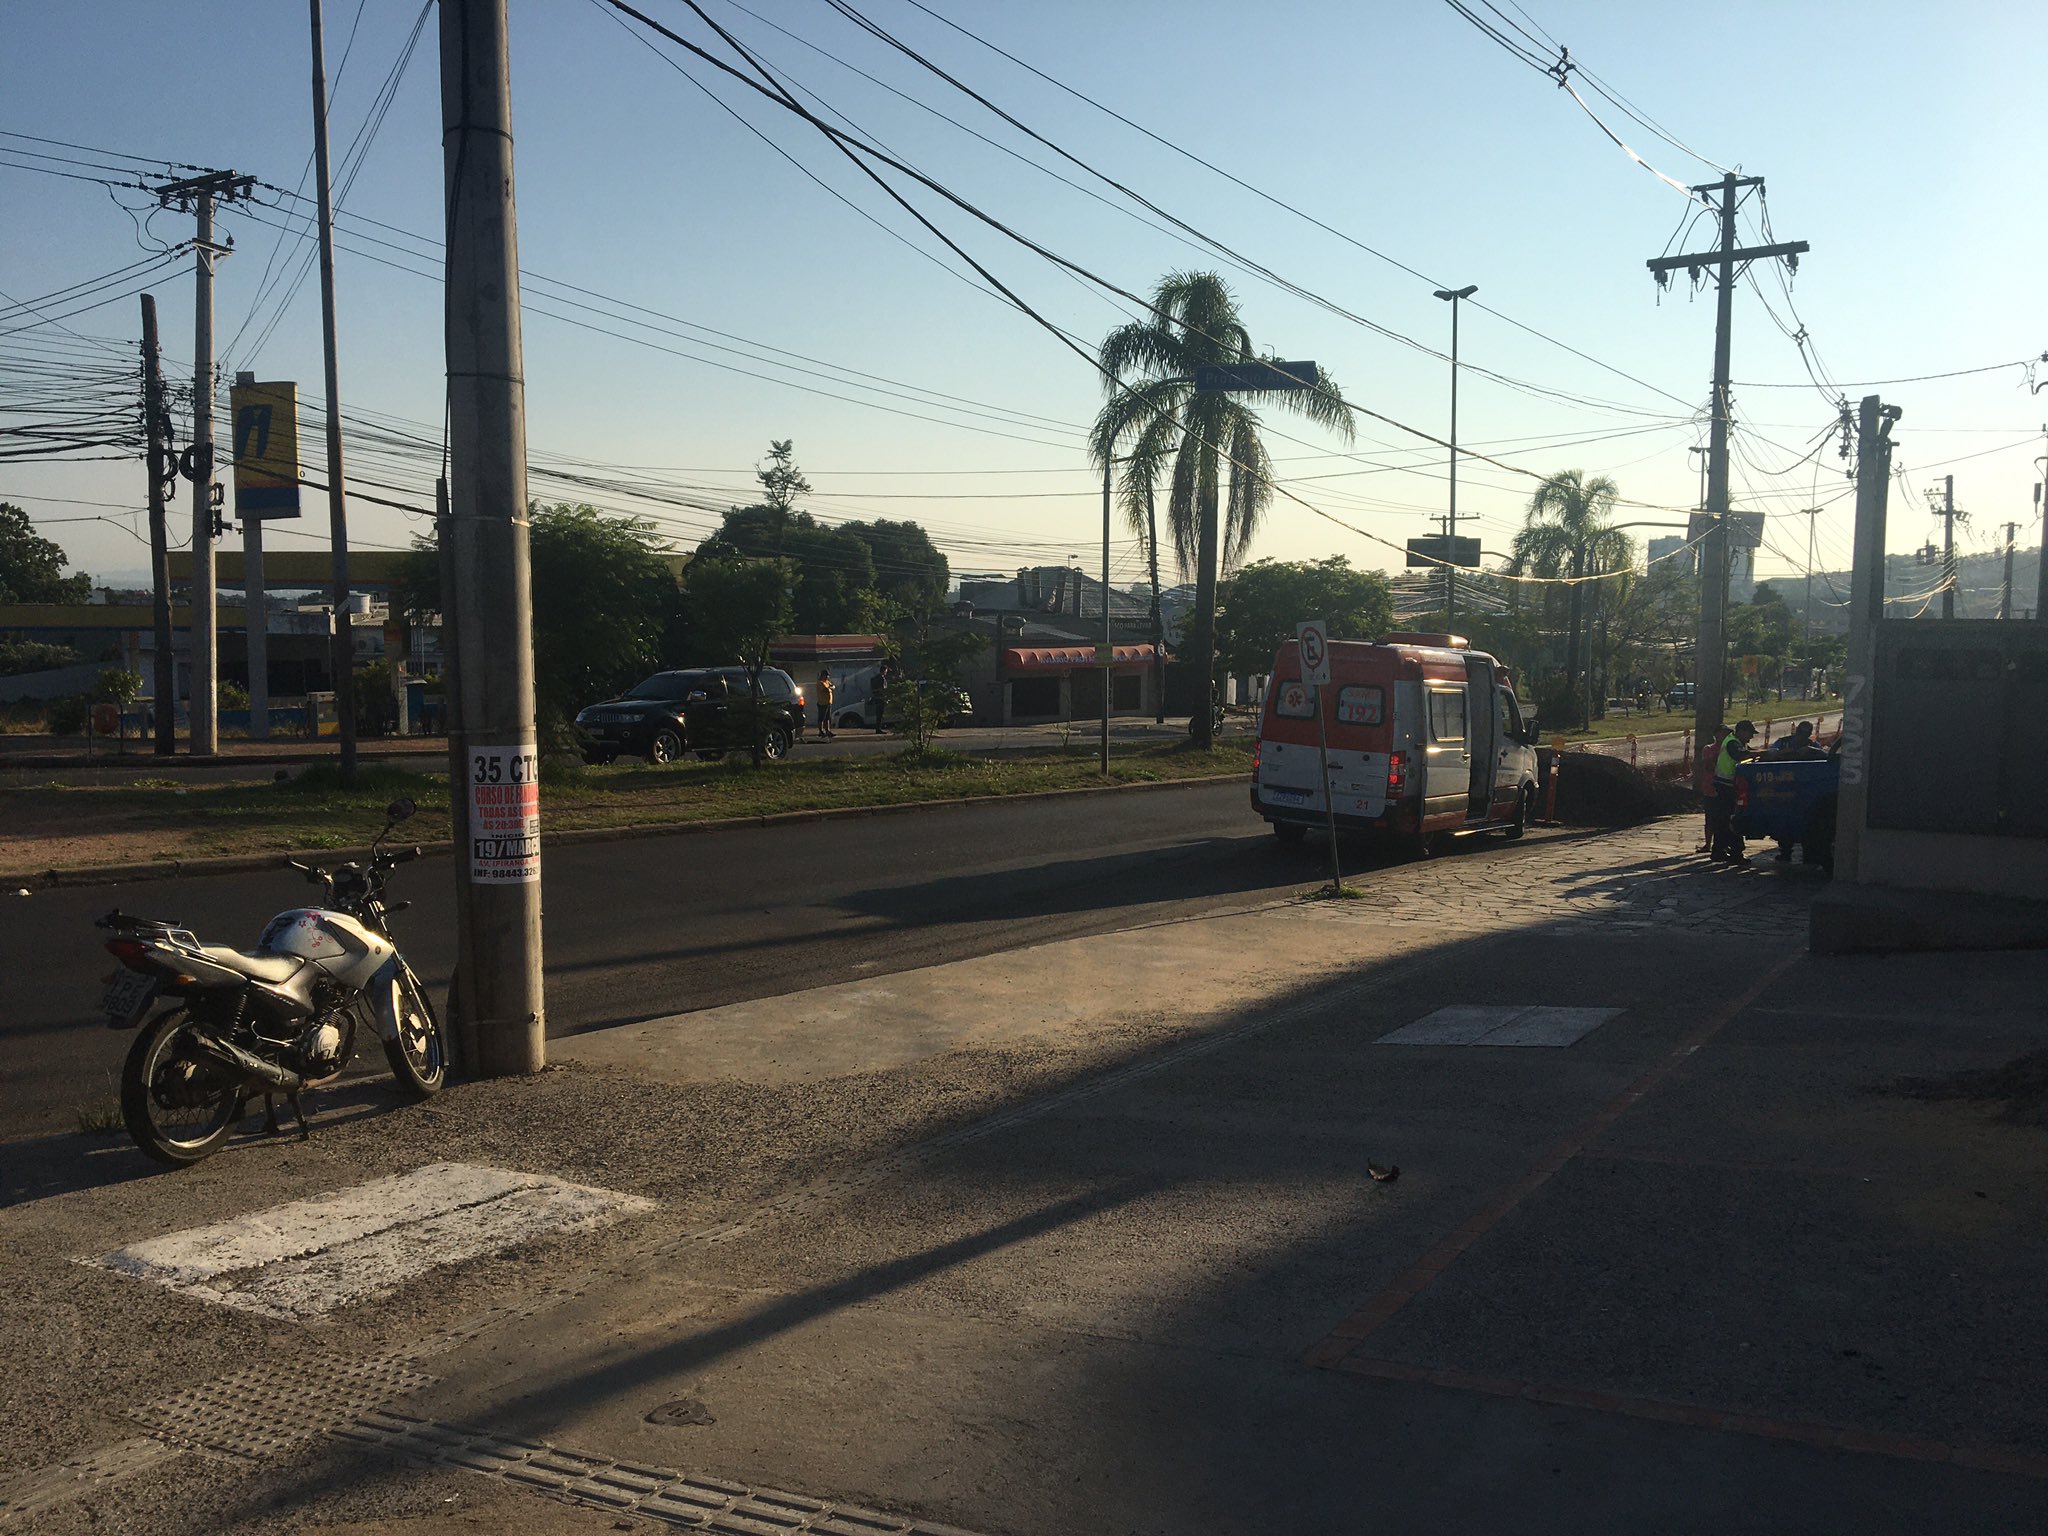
[95,798,448,1166]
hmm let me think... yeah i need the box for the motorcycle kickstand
[260,1093,281,1135]
[286,1088,310,1141]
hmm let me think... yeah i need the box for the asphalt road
[2,779,1392,1141]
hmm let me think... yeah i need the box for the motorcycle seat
[200,946,304,984]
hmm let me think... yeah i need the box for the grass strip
[4,742,1254,870]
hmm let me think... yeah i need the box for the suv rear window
[626,672,700,701]
[1273,680,1317,718]
[1336,685,1383,725]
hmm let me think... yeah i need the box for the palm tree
[1506,470,1633,727]
[1088,272,1352,746]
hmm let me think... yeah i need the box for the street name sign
[1193,359,1320,393]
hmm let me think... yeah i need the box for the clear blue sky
[3,0,2043,609]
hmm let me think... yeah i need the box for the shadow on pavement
[437,872,2048,1534]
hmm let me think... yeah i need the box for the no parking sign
[1297,620,1331,686]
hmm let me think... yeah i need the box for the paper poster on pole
[1297,620,1332,686]
[468,744,540,883]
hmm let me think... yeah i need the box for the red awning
[1003,644,1156,671]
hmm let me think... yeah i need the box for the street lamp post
[1433,284,1477,626]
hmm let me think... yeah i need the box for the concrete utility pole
[1801,505,1820,666]
[1099,455,1112,774]
[1646,174,1807,753]
[309,0,359,780]
[1936,475,1963,619]
[1834,396,1900,886]
[441,0,546,1076]
[1433,284,1477,625]
[151,170,252,756]
[1145,478,1165,724]
[2000,521,2019,620]
[140,295,176,757]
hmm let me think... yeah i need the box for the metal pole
[1834,396,1896,886]
[442,0,545,1075]
[310,0,358,782]
[1101,454,1111,773]
[141,295,175,758]
[1315,690,1341,890]
[1694,173,1739,763]
[236,372,271,739]
[189,192,219,756]
[1433,284,1476,624]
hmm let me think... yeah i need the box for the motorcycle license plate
[101,971,157,1027]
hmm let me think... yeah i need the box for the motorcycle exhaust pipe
[191,1034,304,1093]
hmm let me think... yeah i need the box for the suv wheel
[649,727,684,764]
[762,724,793,760]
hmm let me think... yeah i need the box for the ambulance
[1251,631,1541,855]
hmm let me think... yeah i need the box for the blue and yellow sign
[230,380,302,519]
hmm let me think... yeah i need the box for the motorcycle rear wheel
[121,1009,241,1166]
[383,963,448,1098]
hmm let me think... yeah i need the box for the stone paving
[1296,817,1819,941]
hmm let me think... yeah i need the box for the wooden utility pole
[309,0,359,780]
[1646,174,1807,751]
[441,0,546,1076]
[141,295,176,757]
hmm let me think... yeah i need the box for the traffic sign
[1405,534,1482,569]
[1193,359,1320,393]
[1297,619,1332,686]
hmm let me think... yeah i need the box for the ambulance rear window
[1336,685,1383,725]
[1273,680,1318,718]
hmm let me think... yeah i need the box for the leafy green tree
[0,503,93,603]
[400,503,685,744]
[1088,272,1354,745]
[693,442,877,633]
[1213,556,1392,676]
[1505,470,1632,726]
[839,518,949,615]
[688,555,798,766]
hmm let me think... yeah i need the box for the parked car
[836,679,973,731]
[1665,682,1697,710]
[575,667,805,764]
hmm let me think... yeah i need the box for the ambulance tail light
[1386,751,1407,797]
[1252,741,1262,778]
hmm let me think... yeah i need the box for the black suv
[575,667,805,764]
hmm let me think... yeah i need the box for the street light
[1433,285,1478,625]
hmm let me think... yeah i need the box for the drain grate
[341,1410,986,1534]
[126,1351,437,1463]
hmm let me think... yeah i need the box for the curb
[9,771,1251,891]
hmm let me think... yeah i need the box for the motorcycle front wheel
[121,1009,241,1166]
[383,963,448,1098]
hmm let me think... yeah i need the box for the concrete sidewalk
[5,819,2044,1534]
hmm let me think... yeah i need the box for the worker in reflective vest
[1708,720,1757,863]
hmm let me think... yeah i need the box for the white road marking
[1376,1005,1620,1048]
[90,1162,654,1319]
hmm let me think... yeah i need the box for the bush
[46,695,89,735]
[219,680,249,710]
[95,668,143,706]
